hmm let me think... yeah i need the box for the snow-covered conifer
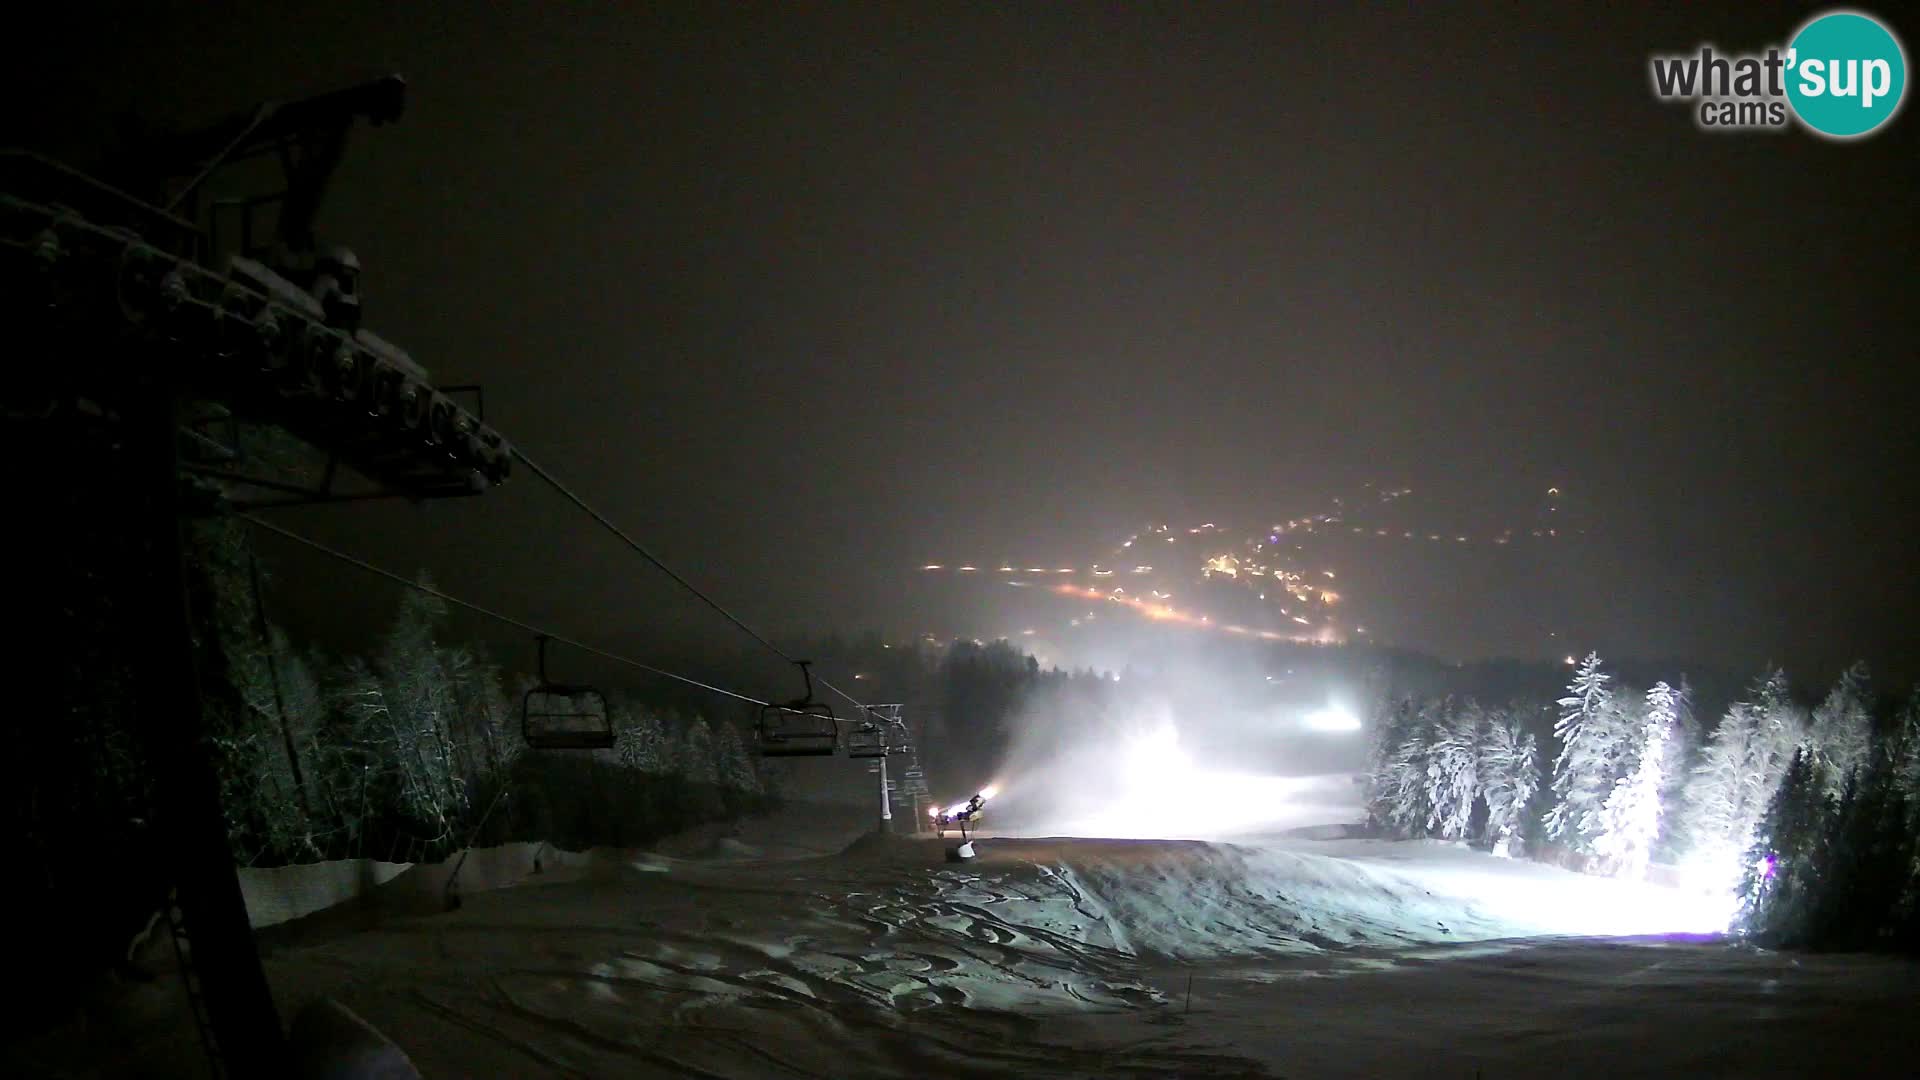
[678,717,720,785]
[1544,652,1621,852]
[1594,682,1678,878]
[1808,663,1872,801]
[1425,701,1482,840]
[1479,706,1539,857]
[1683,669,1805,891]
[714,720,761,793]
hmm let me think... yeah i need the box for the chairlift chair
[756,660,839,757]
[521,635,613,750]
[845,723,889,759]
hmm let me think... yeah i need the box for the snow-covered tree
[1808,663,1872,801]
[1425,701,1482,840]
[1367,697,1435,838]
[1544,653,1628,852]
[677,717,720,785]
[1682,669,1806,892]
[1479,706,1539,857]
[1892,688,1920,804]
[714,721,760,793]
[1365,696,1414,832]
[1736,748,1828,942]
[614,703,670,773]
[1594,681,1679,879]
[1684,701,1762,877]
[373,584,470,840]
[1656,677,1700,855]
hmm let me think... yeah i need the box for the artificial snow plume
[1807,662,1872,801]
[990,677,1368,840]
[1543,652,1632,853]
[1479,707,1540,858]
[1593,681,1678,879]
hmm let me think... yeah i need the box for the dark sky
[18,3,1918,685]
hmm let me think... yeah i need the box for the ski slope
[8,821,1912,1077]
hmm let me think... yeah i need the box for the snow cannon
[952,790,989,823]
[942,788,994,857]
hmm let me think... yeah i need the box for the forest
[1364,654,1920,951]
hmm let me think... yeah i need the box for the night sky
[17,3,1918,683]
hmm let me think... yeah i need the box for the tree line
[1365,652,1919,950]
[196,521,774,868]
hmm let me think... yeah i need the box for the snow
[8,810,1911,1077]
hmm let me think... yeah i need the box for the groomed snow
[9,817,1911,1077]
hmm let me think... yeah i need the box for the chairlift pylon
[756,660,839,757]
[521,635,613,750]
[845,722,889,759]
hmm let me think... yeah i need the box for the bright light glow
[979,785,999,800]
[928,805,941,818]
[1024,716,1357,840]
[1364,847,1738,938]
[1303,704,1362,733]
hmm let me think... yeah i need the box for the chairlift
[845,723,889,759]
[756,660,839,757]
[521,635,613,750]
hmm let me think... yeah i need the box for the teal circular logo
[1786,11,1907,138]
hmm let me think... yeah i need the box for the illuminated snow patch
[1328,840,1740,938]
[1302,704,1362,733]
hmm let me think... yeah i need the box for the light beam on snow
[1303,703,1362,732]
[1381,851,1740,937]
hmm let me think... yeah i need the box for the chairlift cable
[239,514,773,709]
[510,449,796,660]
[508,447,895,722]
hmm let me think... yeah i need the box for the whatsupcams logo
[1650,9,1907,138]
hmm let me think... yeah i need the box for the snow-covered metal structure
[2,75,513,1074]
